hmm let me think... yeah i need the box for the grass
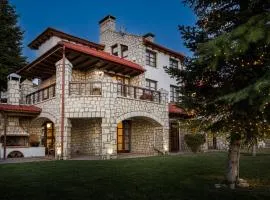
[0,152,269,200]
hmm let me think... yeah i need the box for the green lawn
[0,153,269,200]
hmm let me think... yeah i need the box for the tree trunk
[226,140,240,189]
[252,144,256,157]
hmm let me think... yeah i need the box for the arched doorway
[30,117,55,156]
[41,121,55,155]
[116,115,164,154]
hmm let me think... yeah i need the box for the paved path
[0,157,54,164]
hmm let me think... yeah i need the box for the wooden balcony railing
[116,83,162,103]
[69,82,165,104]
[69,82,102,96]
[26,83,56,104]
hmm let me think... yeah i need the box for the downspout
[60,46,66,159]
[1,111,7,160]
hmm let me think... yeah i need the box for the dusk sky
[11,0,196,61]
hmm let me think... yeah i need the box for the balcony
[24,81,167,107]
[69,82,165,104]
[26,83,56,105]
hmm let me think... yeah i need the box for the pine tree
[0,0,27,92]
[167,0,270,188]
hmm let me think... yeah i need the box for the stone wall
[71,118,101,156]
[100,30,146,87]
[131,118,163,154]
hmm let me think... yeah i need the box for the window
[111,44,118,56]
[170,85,179,102]
[146,50,157,67]
[170,58,178,68]
[121,45,128,58]
[146,79,157,90]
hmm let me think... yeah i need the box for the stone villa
[0,15,188,160]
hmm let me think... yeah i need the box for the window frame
[146,49,157,68]
[170,58,179,69]
[121,44,128,58]
[111,44,118,56]
[170,85,180,102]
[146,79,157,91]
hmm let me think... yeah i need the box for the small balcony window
[121,45,128,58]
[111,44,118,56]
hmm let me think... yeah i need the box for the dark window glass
[121,45,128,58]
[111,44,118,56]
[170,85,179,102]
[146,79,157,90]
[146,50,157,67]
[170,58,178,68]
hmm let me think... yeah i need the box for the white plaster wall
[0,145,45,158]
[144,47,181,101]
[37,36,62,56]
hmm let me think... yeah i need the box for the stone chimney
[99,15,116,34]
[143,33,155,42]
[7,73,21,105]
[21,79,34,104]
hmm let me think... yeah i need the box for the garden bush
[184,134,205,153]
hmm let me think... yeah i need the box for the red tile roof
[169,103,186,114]
[61,41,146,73]
[143,39,185,61]
[28,27,104,50]
[0,104,41,114]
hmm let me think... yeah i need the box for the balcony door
[117,120,131,153]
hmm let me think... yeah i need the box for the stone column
[100,78,118,159]
[7,73,21,105]
[158,89,169,153]
[55,58,73,160]
[101,119,117,159]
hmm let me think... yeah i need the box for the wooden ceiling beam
[68,54,82,62]
[73,57,90,67]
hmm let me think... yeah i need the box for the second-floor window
[111,44,118,56]
[170,58,178,68]
[146,50,157,67]
[121,45,128,58]
[170,85,180,102]
[146,79,157,90]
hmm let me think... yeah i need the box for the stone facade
[100,21,146,87]
[71,118,101,156]
[1,16,174,160]
[13,57,169,159]
[131,118,164,154]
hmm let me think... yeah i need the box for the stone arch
[116,111,164,127]
[31,112,56,127]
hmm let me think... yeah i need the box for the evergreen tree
[0,0,27,92]
[167,0,270,188]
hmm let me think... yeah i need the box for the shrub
[184,134,205,153]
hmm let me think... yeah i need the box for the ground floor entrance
[117,120,131,153]
[169,121,180,152]
[41,121,55,155]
